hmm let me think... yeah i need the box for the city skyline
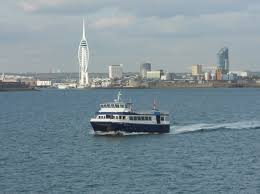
[1,1,260,73]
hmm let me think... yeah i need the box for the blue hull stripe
[90,122,170,133]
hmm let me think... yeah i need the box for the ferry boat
[90,91,170,134]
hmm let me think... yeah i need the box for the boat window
[134,116,137,120]
[116,116,118,119]
[145,116,148,120]
[137,117,141,120]
[141,116,145,120]
[115,104,119,108]
[120,104,124,108]
[123,116,126,120]
[119,116,122,119]
[148,117,152,121]
[106,104,110,108]
[130,116,133,120]
[161,117,165,121]
[165,116,168,121]
[106,115,111,119]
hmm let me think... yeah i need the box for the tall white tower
[78,19,89,87]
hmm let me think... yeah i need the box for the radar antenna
[116,90,122,102]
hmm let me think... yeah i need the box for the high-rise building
[217,47,229,73]
[109,65,123,79]
[192,64,202,76]
[78,19,90,87]
[140,63,151,78]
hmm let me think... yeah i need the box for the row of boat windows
[97,115,167,121]
[98,115,126,119]
[100,104,130,108]
[129,116,152,121]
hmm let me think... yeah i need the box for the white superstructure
[78,19,90,87]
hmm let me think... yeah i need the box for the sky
[1,0,260,73]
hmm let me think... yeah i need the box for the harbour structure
[0,80,35,91]
[78,19,90,87]
[90,91,170,134]
[140,63,151,79]
[109,65,123,79]
[217,47,229,73]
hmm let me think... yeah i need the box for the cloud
[18,0,260,17]
[2,0,260,72]
[91,15,135,29]
[20,0,65,12]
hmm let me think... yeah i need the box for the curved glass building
[78,19,89,87]
[217,47,229,73]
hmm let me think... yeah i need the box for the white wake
[171,120,260,135]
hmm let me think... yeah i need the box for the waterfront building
[1,73,5,81]
[227,72,238,81]
[222,74,229,81]
[211,73,216,80]
[78,19,90,87]
[192,64,203,76]
[204,72,211,81]
[216,69,223,81]
[230,71,251,78]
[161,72,175,81]
[147,70,163,79]
[36,80,52,87]
[109,65,123,79]
[217,47,229,73]
[239,71,251,77]
[91,78,111,88]
[140,63,151,78]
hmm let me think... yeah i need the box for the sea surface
[1,88,260,193]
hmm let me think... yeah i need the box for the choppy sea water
[1,88,260,193]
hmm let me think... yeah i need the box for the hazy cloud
[0,0,260,72]
[20,0,65,12]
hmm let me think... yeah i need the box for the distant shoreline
[89,82,260,89]
[0,88,38,92]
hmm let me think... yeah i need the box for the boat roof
[96,110,169,115]
[101,102,132,104]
